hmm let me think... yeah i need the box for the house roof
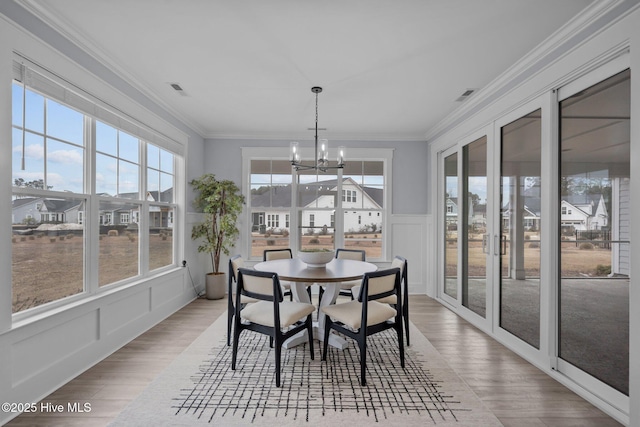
[564,194,602,206]
[42,199,82,213]
[12,197,41,208]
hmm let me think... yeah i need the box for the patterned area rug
[110,314,502,426]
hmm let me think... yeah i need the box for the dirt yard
[11,232,172,313]
[446,238,613,278]
[250,233,382,258]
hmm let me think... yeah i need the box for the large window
[147,143,175,271]
[11,62,180,314]
[341,160,384,258]
[245,150,389,260]
[249,159,292,257]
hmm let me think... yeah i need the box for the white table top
[253,258,377,283]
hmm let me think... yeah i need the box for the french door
[556,62,630,408]
[439,130,493,325]
[437,56,630,412]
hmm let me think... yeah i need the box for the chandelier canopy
[290,86,345,172]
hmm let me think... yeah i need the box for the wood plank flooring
[7,295,622,426]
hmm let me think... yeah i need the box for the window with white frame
[249,159,292,257]
[342,189,357,203]
[341,160,385,258]
[267,214,280,228]
[147,143,175,271]
[244,148,390,260]
[11,59,181,314]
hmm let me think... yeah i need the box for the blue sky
[12,83,173,197]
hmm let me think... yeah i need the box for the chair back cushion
[230,256,244,279]
[264,249,292,261]
[336,249,365,261]
[242,273,275,297]
[367,272,397,297]
[391,257,405,274]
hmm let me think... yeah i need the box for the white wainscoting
[1,269,196,425]
[389,214,431,295]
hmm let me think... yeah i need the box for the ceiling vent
[455,88,477,102]
[169,82,188,96]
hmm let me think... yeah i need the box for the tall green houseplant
[191,174,245,298]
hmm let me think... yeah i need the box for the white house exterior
[251,177,383,235]
[12,189,174,229]
[561,194,608,231]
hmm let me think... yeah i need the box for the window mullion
[86,116,99,293]
[334,168,344,249]
[291,169,299,253]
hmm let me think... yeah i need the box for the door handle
[494,235,499,256]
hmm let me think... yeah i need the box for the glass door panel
[559,69,630,395]
[444,152,458,299]
[462,136,487,317]
[500,109,542,348]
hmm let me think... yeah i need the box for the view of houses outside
[11,190,174,312]
[11,79,176,313]
[445,188,614,280]
[249,160,384,259]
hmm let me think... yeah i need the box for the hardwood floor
[7,295,622,426]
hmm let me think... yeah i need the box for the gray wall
[203,138,429,215]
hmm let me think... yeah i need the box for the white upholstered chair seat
[241,301,315,328]
[321,300,396,330]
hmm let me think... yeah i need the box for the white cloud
[48,149,83,165]
[13,143,44,159]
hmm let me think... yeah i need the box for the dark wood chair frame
[226,254,244,346]
[394,256,410,346]
[321,267,405,386]
[232,268,315,387]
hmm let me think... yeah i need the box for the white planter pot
[206,272,226,300]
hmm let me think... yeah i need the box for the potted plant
[190,174,245,299]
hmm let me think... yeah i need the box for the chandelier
[290,86,345,172]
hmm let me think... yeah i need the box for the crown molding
[424,0,638,142]
[17,0,208,138]
[204,131,427,142]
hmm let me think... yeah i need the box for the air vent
[169,82,188,96]
[455,88,477,102]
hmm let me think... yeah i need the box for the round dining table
[253,257,377,350]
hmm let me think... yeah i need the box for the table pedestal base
[281,281,349,350]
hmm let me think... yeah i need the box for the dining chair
[318,248,366,304]
[232,268,316,387]
[321,267,404,386]
[352,256,409,346]
[263,248,294,300]
[226,255,258,346]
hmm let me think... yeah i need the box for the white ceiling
[24,0,593,141]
